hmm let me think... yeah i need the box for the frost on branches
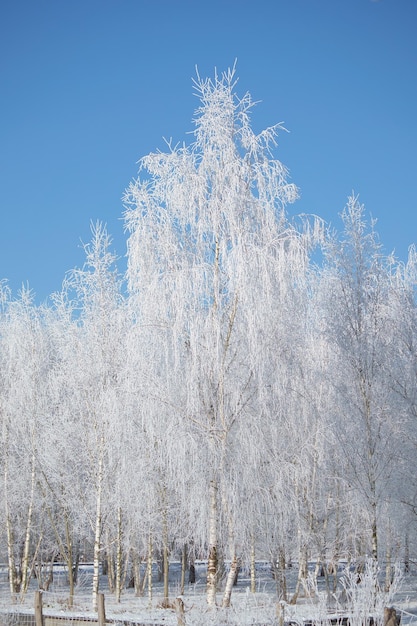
[0,68,416,621]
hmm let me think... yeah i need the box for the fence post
[34,591,44,626]
[97,592,106,626]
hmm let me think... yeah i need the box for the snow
[1,562,417,626]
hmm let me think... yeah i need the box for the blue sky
[1,0,416,303]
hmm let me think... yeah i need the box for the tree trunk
[66,520,76,607]
[271,548,287,601]
[92,433,104,611]
[206,479,218,607]
[332,486,341,594]
[180,544,187,595]
[43,555,55,591]
[147,535,153,608]
[106,545,115,593]
[5,511,18,597]
[290,545,308,604]
[42,492,77,607]
[385,544,392,592]
[162,503,169,605]
[221,477,238,609]
[20,447,36,600]
[132,551,146,597]
[115,507,123,602]
[404,533,410,574]
[371,504,378,562]
[222,553,238,608]
[250,539,256,594]
[4,433,19,598]
[278,549,287,602]
[189,550,196,584]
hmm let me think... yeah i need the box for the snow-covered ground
[1,561,417,626]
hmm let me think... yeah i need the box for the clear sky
[1,0,416,303]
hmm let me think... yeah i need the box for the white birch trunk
[404,533,410,573]
[160,485,169,605]
[290,543,308,604]
[333,485,341,593]
[220,448,238,609]
[5,512,17,597]
[250,538,256,594]
[65,516,75,607]
[278,548,287,602]
[133,552,145,597]
[92,434,104,611]
[115,506,122,603]
[4,426,18,598]
[371,500,378,562]
[163,517,169,605]
[385,544,392,592]
[221,553,238,608]
[147,534,153,608]
[180,544,187,595]
[206,478,218,607]
[20,446,36,600]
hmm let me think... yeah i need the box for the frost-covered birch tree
[320,195,403,563]
[65,222,125,610]
[381,246,417,567]
[0,288,55,600]
[35,292,90,605]
[123,66,321,606]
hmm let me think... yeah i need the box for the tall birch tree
[66,222,125,610]
[0,288,54,600]
[123,66,320,606]
[320,195,402,563]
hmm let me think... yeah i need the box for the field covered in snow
[1,561,417,626]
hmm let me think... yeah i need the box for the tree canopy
[0,68,416,609]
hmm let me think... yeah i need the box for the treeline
[1,68,417,610]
